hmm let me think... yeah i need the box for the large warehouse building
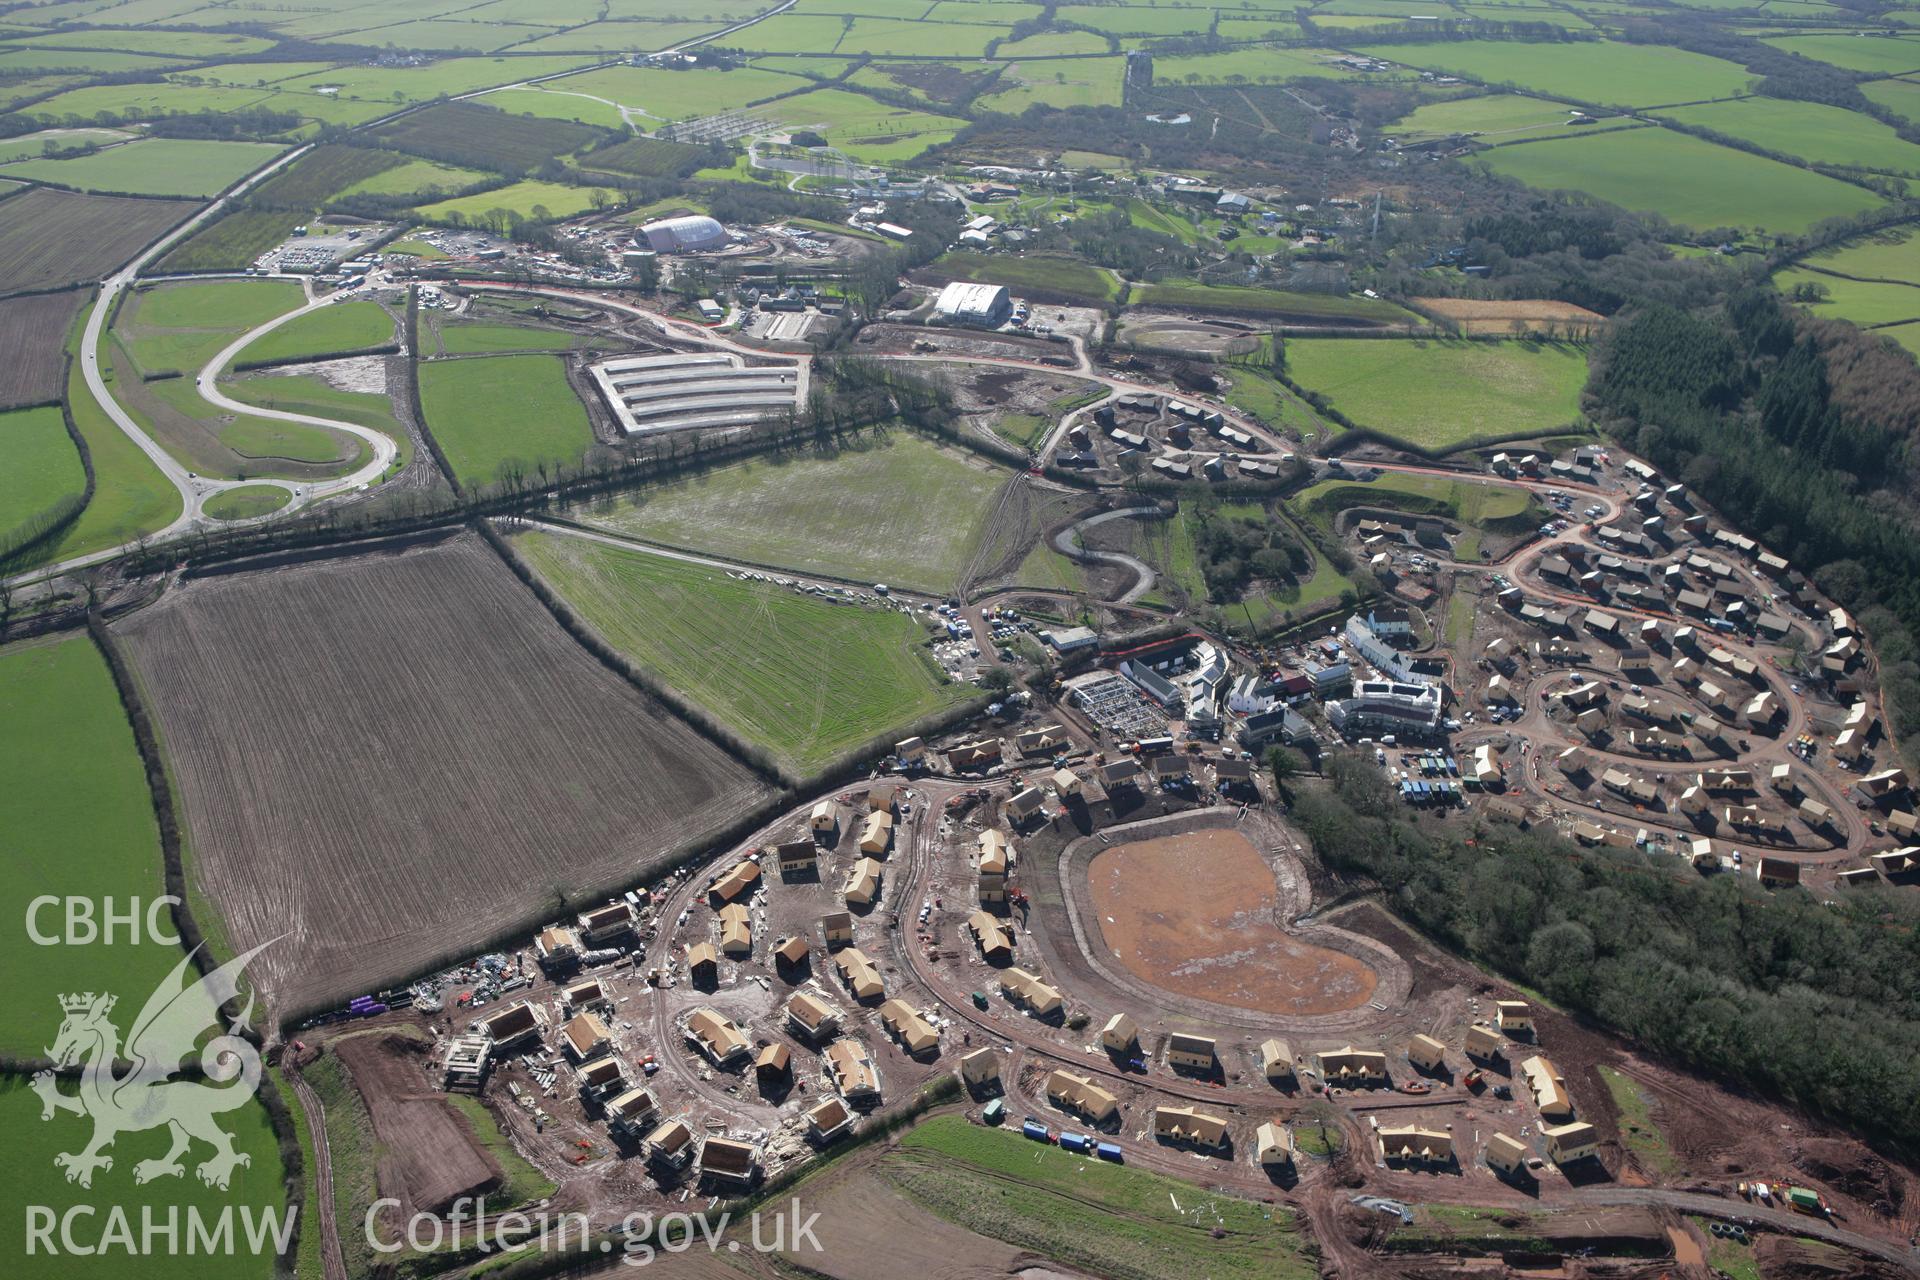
[933,281,1012,328]
[639,215,729,253]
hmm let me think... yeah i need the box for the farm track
[286,1070,349,1280]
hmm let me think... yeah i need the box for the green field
[1386,93,1605,144]
[1477,127,1884,233]
[1774,267,1920,328]
[39,307,182,566]
[428,319,600,355]
[121,279,304,377]
[925,250,1119,304]
[1761,33,1920,75]
[1862,74,1920,127]
[1286,338,1588,449]
[754,86,967,165]
[1775,225,1920,332]
[414,177,614,224]
[0,127,133,163]
[1151,44,1380,84]
[517,531,973,774]
[336,156,486,200]
[883,1116,1315,1280]
[0,138,285,197]
[0,404,86,549]
[581,430,1010,595]
[234,301,394,367]
[0,637,181,1056]
[1135,280,1414,325]
[0,1071,291,1280]
[1655,97,1920,174]
[203,484,292,521]
[154,208,305,274]
[1295,471,1541,534]
[514,65,807,123]
[1360,39,1755,106]
[224,370,415,475]
[417,353,593,488]
[1598,1065,1680,1177]
[978,57,1128,112]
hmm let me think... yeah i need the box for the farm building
[807,1096,854,1142]
[475,1001,543,1053]
[1379,1124,1454,1166]
[718,902,752,956]
[1255,1121,1294,1167]
[880,998,939,1056]
[687,941,719,983]
[775,840,817,877]
[822,910,854,948]
[786,991,840,1043]
[559,1011,611,1062]
[710,859,761,903]
[834,947,886,1001]
[1543,1121,1599,1164]
[590,351,800,436]
[1168,1033,1218,1072]
[645,1119,696,1169]
[1316,1045,1388,1084]
[1154,1105,1230,1151]
[606,1087,657,1143]
[639,214,729,252]
[534,925,582,969]
[825,1037,881,1101]
[858,809,894,856]
[754,1043,790,1082]
[1102,1012,1142,1054]
[844,856,884,906]
[1519,1055,1574,1119]
[933,281,1013,327]
[967,909,1014,961]
[577,901,634,945]
[1046,1070,1120,1125]
[443,1034,491,1090]
[1261,1039,1294,1082]
[687,1007,750,1066]
[1494,1000,1533,1034]
[1000,967,1063,1017]
[1465,1023,1504,1060]
[562,978,607,1012]
[699,1136,759,1186]
[1486,1132,1530,1177]
[958,1047,1002,1091]
[1407,1034,1447,1072]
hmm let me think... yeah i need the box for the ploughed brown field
[334,1032,495,1219]
[0,187,196,294]
[1088,829,1378,1016]
[0,288,85,409]
[114,532,771,1016]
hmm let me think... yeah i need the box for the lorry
[1095,1142,1124,1163]
[1059,1133,1092,1154]
[1021,1119,1052,1143]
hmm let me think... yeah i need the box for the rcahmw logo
[24,929,298,1259]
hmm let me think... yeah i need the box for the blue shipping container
[1022,1121,1050,1142]
[1096,1143,1124,1162]
[1060,1133,1091,1153]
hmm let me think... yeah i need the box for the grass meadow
[0,1070,290,1280]
[517,531,972,773]
[1285,338,1588,449]
[1477,127,1884,233]
[1357,38,1754,106]
[578,430,1009,595]
[417,353,594,488]
[121,279,304,377]
[203,485,292,521]
[0,637,180,1056]
[0,404,85,547]
[1655,96,1920,174]
[1386,93,1601,145]
[0,138,284,197]
[233,301,395,367]
[884,1116,1314,1280]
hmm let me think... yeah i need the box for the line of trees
[1296,754,1920,1157]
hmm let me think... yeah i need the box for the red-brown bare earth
[1088,829,1379,1015]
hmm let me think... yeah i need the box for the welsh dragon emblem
[32,942,272,1191]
